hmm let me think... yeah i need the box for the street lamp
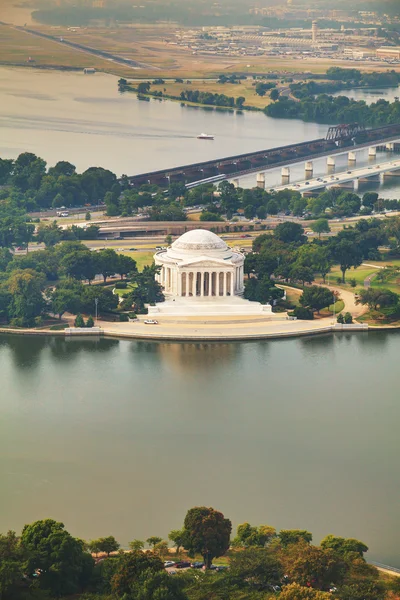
[95,298,98,325]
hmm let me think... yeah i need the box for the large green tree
[182,506,231,568]
[21,519,93,597]
[300,285,335,314]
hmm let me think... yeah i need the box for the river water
[1,67,400,564]
[1,67,400,199]
[0,333,399,566]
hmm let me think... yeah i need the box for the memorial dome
[171,229,228,252]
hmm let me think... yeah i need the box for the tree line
[1,506,398,600]
[244,218,400,321]
[0,241,163,327]
[265,94,400,126]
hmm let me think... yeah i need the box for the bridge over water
[127,124,400,188]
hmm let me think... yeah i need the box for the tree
[117,254,137,279]
[0,530,27,600]
[233,523,277,548]
[127,569,188,600]
[279,583,333,599]
[97,536,120,556]
[146,537,162,549]
[129,540,145,552]
[75,313,85,327]
[338,580,385,600]
[61,249,96,282]
[279,530,312,547]
[300,285,335,314]
[320,535,368,557]
[86,315,94,328]
[362,192,379,209]
[7,269,46,325]
[168,529,185,554]
[311,219,330,238]
[182,506,231,568]
[94,249,120,282]
[111,551,164,597]
[329,239,362,282]
[36,221,63,247]
[282,543,345,590]
[275,222,306,244]
[51,287,81,319]
[270,88,280,101]
[290,264,314,286]
[138,82,151,94]
[229,547,282,589]
[154,540,169,559]
[356,288,399,311]
[267,199,279,215]
[21,519,93,597]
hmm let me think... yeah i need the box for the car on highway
[144,319,158,325]
[129,248,137,251]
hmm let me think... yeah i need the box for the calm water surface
[1,333,399,566]
[0,66,326,176]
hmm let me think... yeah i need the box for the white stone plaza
[149,229,273,316]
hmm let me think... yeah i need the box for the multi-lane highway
[271,158,400,194]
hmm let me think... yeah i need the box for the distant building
[376,47,400,60]
[312,20,318,44]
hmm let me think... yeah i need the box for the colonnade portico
[160,266,244,297]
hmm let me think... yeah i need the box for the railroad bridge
[127,123,400,188]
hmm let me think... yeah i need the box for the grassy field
[145,80,273,110]
[0,14,391,80]
[0,24,132,73]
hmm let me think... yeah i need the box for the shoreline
[0,320,399,343]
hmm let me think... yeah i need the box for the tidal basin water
[0,332,399,566]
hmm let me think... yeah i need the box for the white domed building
[149,229,272,316]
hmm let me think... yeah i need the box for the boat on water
[197,133,214,140]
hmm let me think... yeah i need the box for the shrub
[128,312,137,320]
[86,315,94,328]
[336,277,342,285]
[291,306,314,320]
[74,313,85,328]
[119,313,129,322]
[115,281,128,289]
[344,312,353,324]
[349,278,357,288]
[337,313,344,324]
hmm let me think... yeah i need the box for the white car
[164,561,176,568]
[144,319,158,325]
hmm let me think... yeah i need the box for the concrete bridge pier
[386,142,395,152]
[327,156,335,171]
[256,172,265,189]
[354,178,359,191]
[348,151,357,165]
[369,146,377,158]
[281,167,290,184]
[233,179,240,188]
[305,161,313,178]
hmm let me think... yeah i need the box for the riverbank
[0,318,384,342]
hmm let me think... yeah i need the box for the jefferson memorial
[148,229,272,316]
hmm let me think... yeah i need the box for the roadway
[271,158,400,194]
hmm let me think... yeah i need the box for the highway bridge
[127,124,400,188]
[272,158,400,196]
